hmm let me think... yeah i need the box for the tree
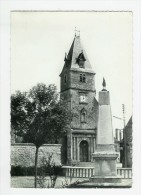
[11,83,70,188]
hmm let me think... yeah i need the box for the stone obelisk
[92,78,120,182]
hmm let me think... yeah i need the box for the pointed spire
[60,31,95,76]
[64,52,67,61]
[102,77,107,91]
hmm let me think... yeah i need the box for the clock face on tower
[80,93,87,103]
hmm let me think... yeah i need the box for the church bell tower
[60,33,98,165]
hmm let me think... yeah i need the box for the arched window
[80,109,87,123]
[81,112,86,122]
[80,140,89,162]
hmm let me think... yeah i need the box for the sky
[11,11,132,131]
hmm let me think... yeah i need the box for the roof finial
[102,77,107,91]
[74,27,80,37]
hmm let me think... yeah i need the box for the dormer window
[79,60,85,68]
[80,73,86,83]
[76,51,86,68]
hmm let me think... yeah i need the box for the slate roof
[60,35,95,75]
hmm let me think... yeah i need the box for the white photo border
[0,1,141,195]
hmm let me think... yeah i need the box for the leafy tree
[11,83,70,188]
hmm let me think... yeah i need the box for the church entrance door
[80,140,88,162]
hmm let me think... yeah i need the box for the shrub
[11,165,64,177]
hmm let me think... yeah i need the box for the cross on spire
[75,27,80,37]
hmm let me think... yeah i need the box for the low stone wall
[11,143,61,167]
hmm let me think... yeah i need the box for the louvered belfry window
[80,73,86,83]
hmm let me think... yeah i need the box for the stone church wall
[11,143,61,167]
[70,71,95,91]
[70,89,98,129]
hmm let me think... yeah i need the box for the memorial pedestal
[91,152,121,183]
[91,81,121,185]
[92,152,118,176]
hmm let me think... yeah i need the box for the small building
[124,116,132,168]
[114,129,123,163]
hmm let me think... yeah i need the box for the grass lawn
[11,176,132,188]
[11,176,83,188]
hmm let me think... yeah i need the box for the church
[11,30,132,178]
[60,33,99,166]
